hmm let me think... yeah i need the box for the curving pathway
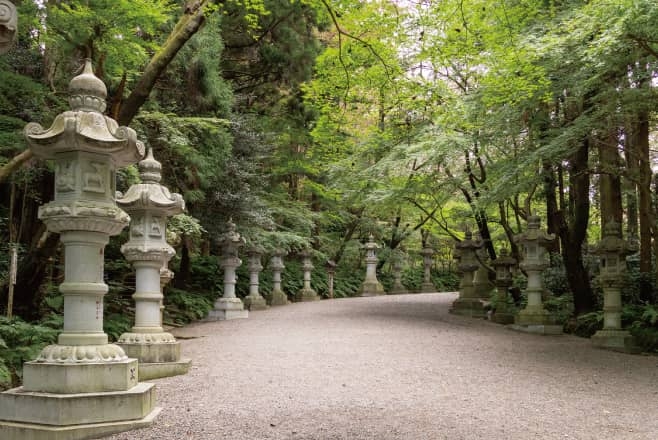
[108,293,658,440]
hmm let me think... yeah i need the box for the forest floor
[107,292,658,440]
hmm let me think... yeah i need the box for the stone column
[325,260,337,299]
[420,247,435,292]
[591,221,639,353]
[389,252,409,294]
[244,248,268,310]
[512,215,561,334]
[358,234,385,296]
[0,60,158,439]
[206,220,248,320]
[115,149,190,380]
[490,248,517,324]
[450,231,486,317]
[296,249,319,301]
[0,1,17,54]
[268,249,290,305]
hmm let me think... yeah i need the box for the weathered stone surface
[358,235,385,296]
[0,1,18,54]
[138,359,192,381]
[295,249,319,302]
[268,250,290,306]
[450,231,486,318]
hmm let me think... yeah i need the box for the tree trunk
[542,160,561,254]
[597,127,623,228]
[174,237,191,289]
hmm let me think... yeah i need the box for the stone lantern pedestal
[0,61,158,439]
[207,220,248,320]
[511,215,562,334]
[0,1,17,54]
[389,251,409,295]
[116,149,190,380]
[491,248,517,324]
[450,232,487,317]
[244,248,268,310]
[420,247,436,292]
[268,250,290,305]
[591,221,640,353]
[358,235,385,296]
[295,249,320,302]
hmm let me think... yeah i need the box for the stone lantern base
[244,295,269,310]
[358,280,386,296]
[0,356,160,439]
[449,297,487,318]
[268,288,290,306]
[509,307,562,335]
[118,335,191,380]
[295,287,320,302]
[206,297,248,320]
[420,281,436,293]
[388,284,409,295]
[591,329,641,354]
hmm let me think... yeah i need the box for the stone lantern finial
[68,59,108,113]
[139,148,163,183]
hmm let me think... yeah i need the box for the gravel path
[107,293,658,440]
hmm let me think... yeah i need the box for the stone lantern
[512,215,561,334]
[449,231,486,317]
[244,246,268,310]
[420,246,436,292]
[358,234,385,296]
[268,249,289,305]
[207,219,248,320]
[473,233,495,299]
[296,249,319,301]
[0,1,17,54]
[116,148,190,380]
[0,60,157,439]
[389,250,409,295]
[590,220,639,352]
[325,259,337,299]
[490,248,517,324]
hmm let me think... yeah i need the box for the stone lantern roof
[116,148,185,215]
[24,60,144,166]
[363,234,379,250]
[592,220,636,256]
[514,215,555,246]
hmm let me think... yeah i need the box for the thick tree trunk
[542,160,561,254]
[597,128,623,228]
[558,140,595,315]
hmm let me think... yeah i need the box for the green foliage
[164,288,214,325]
[0,316,59,390]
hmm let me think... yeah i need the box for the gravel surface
[107,293,658,440]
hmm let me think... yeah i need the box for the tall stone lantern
[420,246,435,292]
[591,221,639,353]
[0,60,158,439]
[268,249,290,305]
[512,215,561,334]
[207,219,248,320]
[295,249,319,301]
[0,1,17,54]
[490,248,517,324]
[389,250,409,295]
[449,231,486,317]
[116,148,190,380]
[358,234,385,296]
[244,246,268,310]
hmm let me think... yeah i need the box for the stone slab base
[420,283,436,293]
[358,281,386,297]
[491,312,515,325]
[508,324,563,335]
[0,382,155,426]
[591,330,642,354]
[118,342,180,364]
[0,406,161,440]
[449,298,487,318]
[205,308,248,321]
[23,358,138,394]
[387,289,409,295]
[138,358,191,380]
[269,290,290,306]
[295,288,319,302]
[244,296,269,310]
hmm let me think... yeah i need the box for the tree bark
[597,127,623,228]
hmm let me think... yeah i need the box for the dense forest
[1,0,658,386]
